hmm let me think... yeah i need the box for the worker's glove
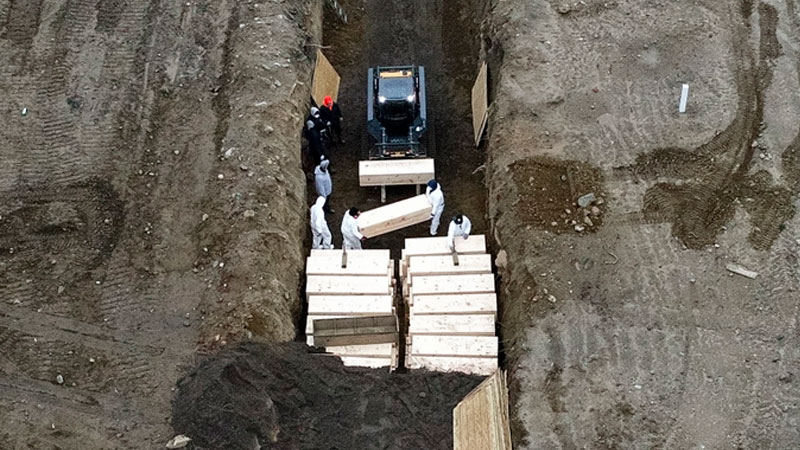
[430,214,435,217]
[464,235,469,240]
[326,121,331,126]
[361,237,366,241]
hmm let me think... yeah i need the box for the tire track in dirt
[609,2,795,251]
[2,0,43,49]
[0,0,185,444]
[486,1,800,448]
[2,0,325,446]
[0,181,124,323]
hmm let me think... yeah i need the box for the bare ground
[0,0,319,447]
[484,0,800,448]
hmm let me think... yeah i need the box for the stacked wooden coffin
[305,249,398,369]
[356,194,432,238]
[400,235,498,375]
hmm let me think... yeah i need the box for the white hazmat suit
[310,196,333,249]
[314,160,332,198]
[447,215,472,250]
[341,210,364,250]
[425,182,445,236]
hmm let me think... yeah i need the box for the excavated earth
[0,0,319,447]
[484,0,800,448]
[171,342,480,450]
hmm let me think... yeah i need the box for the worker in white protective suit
[447,214,472,250]
[314,158,334,214]
[341,207,365,250]
[310,196,333,249]
[425,179,445,235]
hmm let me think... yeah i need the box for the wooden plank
[406,355,497,375]
[311,50,340,106]
[324,343,395,356]
[410,294,497,315]
[410,335,497,357]
[306,256,390,276]
[306,332,397,356]
[307,295,394,316]
[310,249,391,259]
[306,275,392,295]
[357,194,432,238]
[725,262,759,279]
[410,274,495,296]
[453,369,512,450]
[409,315,495,336]
[408,254,492,277]
[306,314,353,336]
[359,159,435,186]
[471,62,488,147]
[400,255,408,279]
[313,315,398,347]
[339,356,393,368]
[404,235,486,257]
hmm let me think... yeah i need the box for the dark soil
[172,342,481,450]
[508,157,606,234]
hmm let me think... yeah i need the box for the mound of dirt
[172,342,481,450]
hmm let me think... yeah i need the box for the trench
[315,0,489,253]
[171,0,501,447]
[309,0,493,420]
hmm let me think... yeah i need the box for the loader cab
[376,71,416,133]
[367,65,427,159]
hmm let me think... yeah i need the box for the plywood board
[307,295,394,316]
[408,254,492,277]
[306,256,390,276]
[310,249,391,259]
[306,275,391,295]
[453,369,512,450]
[306,314,353,336]
[307,326,397,351]
[410,274,495,296]
[313,315,398,347]
[324,343,395,356]
[403,235,486,257]
[471,62,488,147]
[357,194,432,238]
[406,356,497,375]
[339,356,393,369]
[410,294,497,315]
[409,314,495,335]
[410,335,497,357]
[311,50,340,106]
[359,159,435,186]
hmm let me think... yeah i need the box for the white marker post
[679,83,689,113]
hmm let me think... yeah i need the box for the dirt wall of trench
[194,0,323,348]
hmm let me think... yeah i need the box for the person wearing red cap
[319,95,344,145]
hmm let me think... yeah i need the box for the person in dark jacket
[320,95,344,144]
[306,106,326,133]
[304,119,328,166]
